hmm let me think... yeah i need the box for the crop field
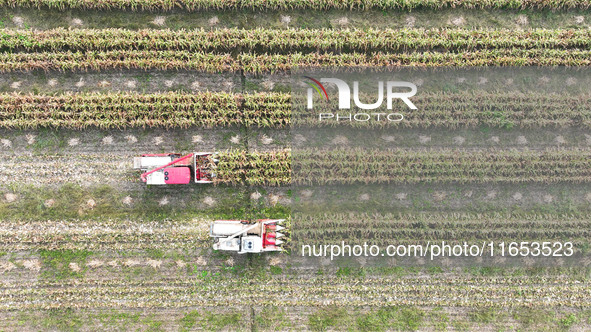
[0,0,590,331]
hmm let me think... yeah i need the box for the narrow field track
[0,219,212,250]
[0,276,589,310]
[1,0,590,10]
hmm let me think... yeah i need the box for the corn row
[215,148,591,186]
[297,212,591,229]
[0,50,237,72]
[238,50,591,73]
[0,92,288,129]
[215,150,291,186]
[1,91,589,129]
[301,91,591,129]
[294,213,591,248]
[0,0,588,10]
[0,49,590,73]
[2,28,590,52]
[294,148,591,185]
[213,148,591,186]
[294,213,591,245]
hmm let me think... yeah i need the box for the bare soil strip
[0,276,589,310]
[1,8,590,30]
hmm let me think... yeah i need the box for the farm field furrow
[0,219,212,250]
[0,127,588,157]
[0,305,589,331]
[0,71,245,94]
[3,182,590,223]
[0,128,246,156]
[0,305,588,331]
[0,276,590,310]
[1,9,591,31]
[1,0,590,10]
[0,154,135,185]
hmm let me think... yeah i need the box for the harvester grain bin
[210,219,286,253]
[133,152,218,185]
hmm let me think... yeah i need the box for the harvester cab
[133,152,218,185]
[210,219,286,253]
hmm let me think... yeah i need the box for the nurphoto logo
[304,76,417,123]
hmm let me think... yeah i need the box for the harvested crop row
[2,28,590,52]
[0,220,211,251]
[0,49,590,72]
[0,277,589,310]
[0,154,135,185]
[0,0,588,10]
[1,91,590,129]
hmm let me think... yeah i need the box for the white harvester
[210,219,286,253]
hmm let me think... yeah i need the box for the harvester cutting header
[134,152,218,185]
